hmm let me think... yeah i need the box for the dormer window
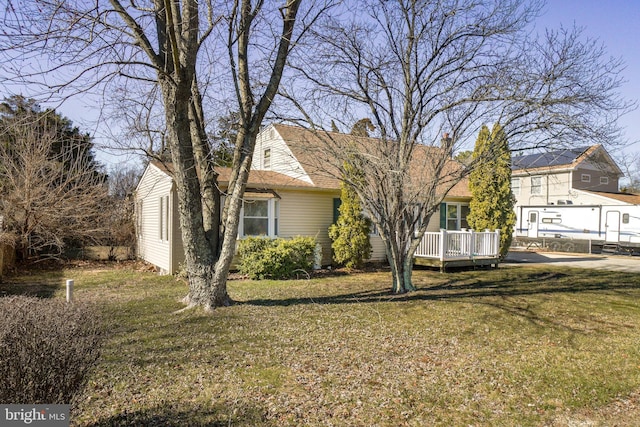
[263,148,271,169]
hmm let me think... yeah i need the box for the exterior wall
[253,126,312,183]
[135,164,174,274]
[277,189,339,265]
[572,165,619,193]
[512,171,572,207]
[513,170,622,208]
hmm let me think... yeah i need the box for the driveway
[503,250,640,273]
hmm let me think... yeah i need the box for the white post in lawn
[66,279,74,303]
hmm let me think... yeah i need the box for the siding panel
[278,189,339,265]
[135,165,173,273]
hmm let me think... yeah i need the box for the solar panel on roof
[511,147,590,170]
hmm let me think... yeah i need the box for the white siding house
[135,162,182,274]
[135,124,473,273]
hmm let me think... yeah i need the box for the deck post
[439,229,446,261]
[469,230,475,259]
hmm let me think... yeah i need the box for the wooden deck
[414,229,501,271]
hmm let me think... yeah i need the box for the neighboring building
[511,144,624,208]
[135,124,471,274]
[511,144,640,246]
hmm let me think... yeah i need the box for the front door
[527,211,539,238]
[606,211,621,242]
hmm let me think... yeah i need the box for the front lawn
[3,264,640,426]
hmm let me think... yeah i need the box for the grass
[3,263,640,426]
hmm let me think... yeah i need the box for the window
[159,195,169,242]
[460,205,470,229]
[263,148,271,169]
[600,176,609,185]
[511,178,521,196]
[444,203,470,230]
[531,176,542,195]
[542,218,561,224]
[581,174,591,183]
[623,213,630,224]
[240,198,279,237]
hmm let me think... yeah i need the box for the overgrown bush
[0,296,105,404]
[237,236,317,280]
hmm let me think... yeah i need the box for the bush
[237,236,317,280]
[0,296,105,404]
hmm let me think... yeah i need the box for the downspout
[546,174,549,204]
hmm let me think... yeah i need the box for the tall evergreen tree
[328,162,372,268]
[328,121,373,268]
[467,123,516,258]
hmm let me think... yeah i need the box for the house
[510,144,624,208]
[511,145,640,248]
[135,124,474,274]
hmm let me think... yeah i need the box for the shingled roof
[271,124,471,197]
[582,190,640,205]
[149,160,314,190]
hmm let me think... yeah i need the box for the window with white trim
[600,176,609,185]
[511,178,521,195]
[263,148,271,169]
[446,203,470,230]
[240,198,279,237]
[531,176,542,195]
[581,174,591,183]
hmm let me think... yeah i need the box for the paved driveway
[504,250,640,274]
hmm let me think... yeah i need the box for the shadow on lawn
[242,269,640,308]
[83,402,275,427]
[0,267,66,298]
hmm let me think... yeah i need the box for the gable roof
[511,144,622,176]
[148,160,315,190]
[271,124,471,198]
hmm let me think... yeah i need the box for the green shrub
[0,296,105,404]
[328,172,371,269]
[237,236,317,280]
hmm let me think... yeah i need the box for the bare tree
[284,0,632,293]
[0,1,328,309]
[103,165,142,260]
[0,110,110,260]
[616,151,640,193]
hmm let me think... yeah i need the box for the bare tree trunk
[159,78,225,310]
[383,229,417,294]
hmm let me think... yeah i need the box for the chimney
[441,132,453,157]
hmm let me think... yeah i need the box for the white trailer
[515,204,640,246]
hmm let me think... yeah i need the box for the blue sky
[535,0,640,156]
[46,1,640,168]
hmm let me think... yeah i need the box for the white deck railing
[416,229,500,261]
